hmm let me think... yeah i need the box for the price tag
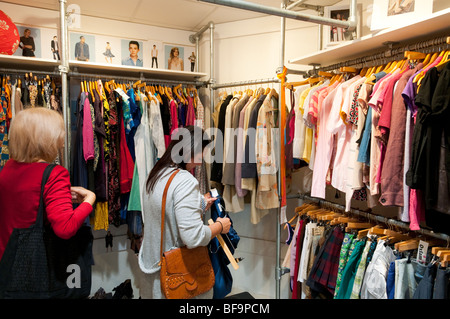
[280,206,287,224]
[417,240,429,264]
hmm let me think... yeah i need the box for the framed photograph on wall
[95,36,121,65]
[163,43,196,72]
[149,40,163,69]
[370,0,433,31]
[323,4,362,49]
[13,26,42,58]
[121,39,144,67]
[70,32,96,62]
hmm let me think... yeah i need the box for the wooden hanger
[283,79,310,91]
[208,219,239,270]
[318,71,333,78]
[432,247,450,255]
[320,212,344,222]
[395,239,419,252]
[283,204,316,229]
[345,222,374,233]
[404,51,426,61]
[379,229,411,243]
[308,77,323,85]
[359,67,368,77]
[340,66,357,73]
[358,225,384,240]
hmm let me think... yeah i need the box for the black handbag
[0,164,94,299]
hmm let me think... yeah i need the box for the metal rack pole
[59,0,70,172]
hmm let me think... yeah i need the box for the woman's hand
[70,186,96,206]
[216,217,231,234]
[203,193,218,211]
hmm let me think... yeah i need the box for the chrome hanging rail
[197,0,357,31]
[68,72,203,86]
[319,35,450,72]
[212,77,280,89]
[289,193,450,243]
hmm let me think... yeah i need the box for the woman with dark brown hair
[138,125,231,299]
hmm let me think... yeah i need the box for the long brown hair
[146,125,210,193]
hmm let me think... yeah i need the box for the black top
[19,36,35,57]
[407,61,450,216]
[160,94,172,136]
[241,94,266,178]
[210,95,233,183]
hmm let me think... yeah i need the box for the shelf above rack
[69,60,208,81]
[0,54,59,73]
[288,8,450,68]
[0,54,208,81]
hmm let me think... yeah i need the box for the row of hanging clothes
[71,77,207,252]
[0,72,63,170]
[210,85,284,225]
[283,201,450,300]
[285,45,450,234]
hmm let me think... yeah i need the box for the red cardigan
[0,160,93,261]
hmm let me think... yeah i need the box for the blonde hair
[9,107,65,163]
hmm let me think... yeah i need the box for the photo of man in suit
[51,36,60,60]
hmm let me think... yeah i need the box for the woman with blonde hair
[0,107,96,262]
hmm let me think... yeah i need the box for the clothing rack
[68,72,204,87]
[287,193,450,243]
[212,77,281,90]
[319,35,450,72]
[0,68,61,77]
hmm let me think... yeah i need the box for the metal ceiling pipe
[189,21,215,44]
[286,0,307,10]
[197,0,357,30]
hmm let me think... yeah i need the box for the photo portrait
[323,4,362,49]
[13,26,41,58]
[371,0,432,31]
[164,45,184,71]
[388,0,415,16]
[70,32,96,62]
[121,39,144,67]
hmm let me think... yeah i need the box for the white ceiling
[0,0,342,31]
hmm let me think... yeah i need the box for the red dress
[0,160,93,260]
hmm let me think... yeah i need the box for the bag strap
[159,169,180,263]
[35,164,57,229]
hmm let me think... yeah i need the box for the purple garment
[82,93,94,162]
[402,56,442,116]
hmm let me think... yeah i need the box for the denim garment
[433,266,450,299]
[413,262,437,299]
[394,258,422,299]
[386,261,396,299]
